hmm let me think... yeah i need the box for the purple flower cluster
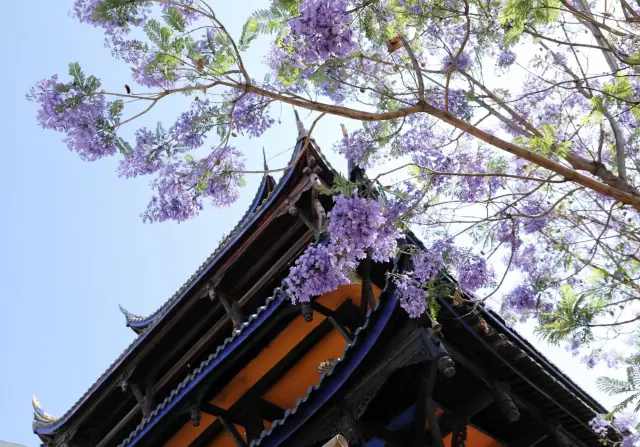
[396,273,427,318]
[394,239,456,317]
[287,0,357,64]
[143,147,245,223]
[497,50,516,68]
[328,194,386,260]
[72,0,150,37]
[132,54,175,89]
[455,253,493,292]
[333,124,381,170]
[426,88,471,119]
[398,0,423,13]
[170,99,213,149]
[519,200,550,233]
[590,415,612,438]
[117,128,165,178]
[28,75,118,161]
[285,193,401,303]
[161,1,200,25]
[228,93,275,138]
[502,284,537,318]
[590,413,639,445]
[284,243,352,304]
[442,53,472,71]
[143,162,202,223]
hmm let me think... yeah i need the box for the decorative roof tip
[293,107,307,138]
[118,304,142,326]
[262,147,268,171]
[32,395,56,429]
[340,124,356,178]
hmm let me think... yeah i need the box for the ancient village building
[33,114,609,447]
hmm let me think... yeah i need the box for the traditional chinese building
[33,113,608,447]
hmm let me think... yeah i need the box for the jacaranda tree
[29,0,640,442]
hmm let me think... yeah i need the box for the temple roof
[33,115,313,437]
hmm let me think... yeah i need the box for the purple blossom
[132,54,175,89]
[589,415,612,438]
[616,414,638,433]
[72,0,151,37]
[228,92,275,138]
[287,0,357,64]
[581,351,599,369]
[143,162,203,223]
[442,53,472,71]
[28,75,119,161]
[333,124,381,170]
[117,128,165,178]
[161,2,200,25]
[396,273,428,318]
[497,50,516,68]
[502,284,537,318]
[284,242,351,303]
[143,147,245,223]
[328,194,386,260]
[455,254,494,292]
[170,99,214,149]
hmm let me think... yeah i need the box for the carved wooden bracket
[207,281,245,331]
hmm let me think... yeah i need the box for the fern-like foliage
[598,355,640,413]
[239,3,295,50]
[535,285,604,345]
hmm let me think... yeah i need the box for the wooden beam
[436,389,494,437]
[412,363,431,447]
[424,362,445,447]
[508,430,548,447]
[329,316,353,344]
[219,415,248,447]
[360,251,375,314]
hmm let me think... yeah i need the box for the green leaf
[628,52,640,65]
[55,84,71,93]
[163,8,185,32]
[68,62,85,84]
[239,6,289,49]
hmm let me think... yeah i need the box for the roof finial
[293,107,307,139]
[119,304,142,326]
[340,123,356,177]
[262,147,268,171]
[32,395,57,430]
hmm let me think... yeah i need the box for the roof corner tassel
[32,395,57,430]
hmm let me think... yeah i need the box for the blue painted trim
[36,142,303,435]
[262,290,399,447]
[124,294,287,447]
[241,175,269,225]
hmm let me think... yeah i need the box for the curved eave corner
[32,396,57,432]
[119,304,157,335]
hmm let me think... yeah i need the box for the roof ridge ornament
[32,395,57,429]
[118,304,144,325]
[293,107,308,139]
[262,147,268,171]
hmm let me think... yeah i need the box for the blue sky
[0,1,618,445]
